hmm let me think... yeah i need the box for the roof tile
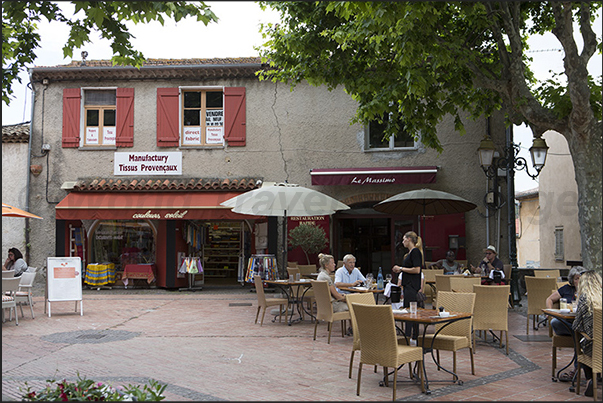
[72,177,262,192]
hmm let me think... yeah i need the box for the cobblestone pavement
[2,285,599,401]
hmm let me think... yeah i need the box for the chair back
[253,275,267,307]
[592,307,602,373]
[503,264,512,280]
[435,291,475,337]
[18,271,36,288]
[311,280,333,321]
[352,303,399,368]
[423,269,442,282]
[26,267,38,273]
[472,284,510,332]
[297,264,317,276]
[449,276,481,293]
[533,269,560,278]
[2,270,16,278]
[435,274,453,293]
[2,277,21,295]
[424,261,435,269]
[346,293,376,350]
[287,267,300,279]
[287,261,298,268]
[525,276,557,315]
[337,260,344,269]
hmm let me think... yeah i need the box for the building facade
[25,57,511,288]
[515,188,540,268]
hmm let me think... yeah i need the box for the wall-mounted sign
[114,152,182,175]
[310,166,438,186]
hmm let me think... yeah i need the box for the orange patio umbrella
[2,202,43,219]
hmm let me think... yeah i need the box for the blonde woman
[572,270,602,397]
[317,253,348,313]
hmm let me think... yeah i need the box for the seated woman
[572,269,602,397]
[316,253,348,313]
[429,250,463,274]
[2,247,28,277]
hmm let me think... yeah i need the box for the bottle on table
[377,267,384,290]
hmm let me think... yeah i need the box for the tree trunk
[564,122,602,273]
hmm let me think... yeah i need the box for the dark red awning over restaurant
[310,166,437,186]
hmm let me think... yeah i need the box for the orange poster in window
[54,266,77,279]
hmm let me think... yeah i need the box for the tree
[258,1,602,271]
[2,1,217,105]
[288,222,328,265]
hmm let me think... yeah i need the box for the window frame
[554,226,564,261]
[364,113,419,151]
[81,87,118,148]
[179,86,225,148]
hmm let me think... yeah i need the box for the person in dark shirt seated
[470,245,504,284]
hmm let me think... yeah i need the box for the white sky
[2,2,600,192]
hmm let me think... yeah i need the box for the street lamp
[477,128,549,306]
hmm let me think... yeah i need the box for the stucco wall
[2,141,30,259]
[537,130,581,268]
[516,195,540,267]
[26,72,510,270]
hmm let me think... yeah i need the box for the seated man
[334,254,366,294]
[429,250,463,274]
[470,245,504,284]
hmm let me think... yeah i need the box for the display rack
[203,222,241,278]
[245,254,279,283]
[178,256,204,291]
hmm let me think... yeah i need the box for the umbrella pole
[282,211,288,279]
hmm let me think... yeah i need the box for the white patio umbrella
[221,183,350,275]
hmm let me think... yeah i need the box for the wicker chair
[418,291,476,376]
[253,275,289,326]
[297,264,317,276]
[472,285,510,355]
[576,307,602,400]
[434,274,463,307]
[346,293,376,378]
[352,303,424,400]
[287,261,298,268]
[525,276,557,334]
[534,269,560,279]
[311,280,351,344]
[547,295,574,379]
[422,269,442,305]
[287,267,314,318]
[449,277,481,293]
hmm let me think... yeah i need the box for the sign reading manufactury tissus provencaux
[114,152,182,175]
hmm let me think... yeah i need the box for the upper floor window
[366,113,416,150]
[84,89,116,146]
[554,226,564,261]
[182,89,224,146]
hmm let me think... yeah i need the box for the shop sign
[310,167,438,186]
[114,152,182,175]
[131,210,189,219]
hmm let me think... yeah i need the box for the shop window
[156,86,246,147]
[62,87,134,148]
[90,220,155,269]
[366,113,417,150]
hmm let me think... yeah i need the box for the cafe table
[542,308,578,386]
[339,285,386,304]
[84,263,116,288]
[122,263,157,288]
[392,307,473,395]
[264,278,314,325]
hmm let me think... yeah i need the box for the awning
[55,192,261,220]
[310,166,437,186]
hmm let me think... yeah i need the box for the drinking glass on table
[365,273,373,287]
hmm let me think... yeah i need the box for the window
[366,113,416,150]
[84,90,116,146]
[156,87,246,148]
[554,227,564,261]
[90,220,155,269]
[181,89,224,146]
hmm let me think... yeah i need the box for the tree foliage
[258,1,602,271]
[2,1,218,105]
[288,223,328,264]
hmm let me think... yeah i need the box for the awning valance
[55,192,261,220]
[310,166,437,186]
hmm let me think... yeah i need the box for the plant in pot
[288,222,328,264]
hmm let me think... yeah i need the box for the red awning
[55,192,260,220]
[310,166,437,186]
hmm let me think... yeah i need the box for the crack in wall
[271,81,289,182]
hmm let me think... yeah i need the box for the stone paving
[2,285,599,401]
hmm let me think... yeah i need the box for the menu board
[46,257,83,316]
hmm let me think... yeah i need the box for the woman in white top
[316,253,348,313]
[3,247,27,277]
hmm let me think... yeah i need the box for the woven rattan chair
[547,296,574,379]
[418,291,476,375]
[503,264,512,280]
[534,269,560,279]
[346,293,376,378]
[472,284,510,355]
[253,275,289,326]
[287,261,298,268]
[2,277,21,325]
[449,277,481,293]
[422,269,442,304]
[287,267,314,318]
[525,276,557,334]
[297,264,317,276]
[311,280,351,344]
[576,307,602,400]
[434,274,463,307]
[352,303,424,400]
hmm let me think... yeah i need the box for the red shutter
[224,87,246,146]
[156,88,180,147]
[116,88,134,147]
[62,88,81,148]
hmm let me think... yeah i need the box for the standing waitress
[392,231,424,345]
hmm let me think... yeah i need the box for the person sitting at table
[334,254,366,294]
[429,250,463,274]
[2,247,27,277]
[317,253,348,313]
[470,245,504,283]
[545,265,586,381]
[572,269,602,397]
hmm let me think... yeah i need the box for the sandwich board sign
[46,256,83,317]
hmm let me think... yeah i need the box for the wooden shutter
[156,88,180,147]
[116,88,134,147]
[224,87,246,146]
[62,88,81,148]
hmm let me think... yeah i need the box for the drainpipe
[24,69,36,265]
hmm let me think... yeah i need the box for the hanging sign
[114,152,182,175]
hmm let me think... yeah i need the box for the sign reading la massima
[114,152,182,175]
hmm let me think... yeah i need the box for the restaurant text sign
[114,152,182,175]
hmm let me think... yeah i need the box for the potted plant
[288,222,328,264]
